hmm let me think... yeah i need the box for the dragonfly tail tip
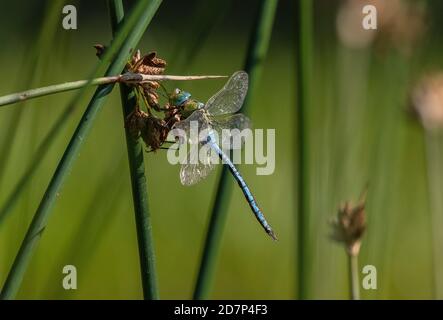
[268,230,278,241]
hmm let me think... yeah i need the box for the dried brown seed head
[140,116,169,152]
[337,0,426,54]
[143,51,167,68]
[129,51,167,75]
[125,108,149,139]
[93,44,106,59]
[144,89,160,110]
[126,50,167,111]
[410,73,443,131]
[142,81,161,90]
[137,65,165,75]
[330,190,367,256]
[125,108,170,151]
[336,0,378,49]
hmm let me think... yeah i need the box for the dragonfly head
[170,88,191,107]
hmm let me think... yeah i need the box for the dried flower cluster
[330,191,367,257]
[128,50,166,110]
[93,47,211,152]
[94,47,173,151]
[336,0,426,54]
[121,50,172,152]
[410,73,443,132]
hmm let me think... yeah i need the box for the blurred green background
[0,0,442,299]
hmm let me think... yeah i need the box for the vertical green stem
[0,1,66,184]
[0,105,74,225]
[169,0,234,71]
[120,86,159,299]
[424,132,443,299]
[0,0,161,300]
[108,0,160,300]
[348,254,360,300]
[193,0,278,300]
[295,0,313,300]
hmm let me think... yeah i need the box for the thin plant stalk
[109,0,159,300]
[424,132,443,298]
[0,77,119,107]
[0,0,162,299]
[0,1,66,189]
[52,158,126,298]
[348,254,360,300]
[119,85,159,299]
[0,74,224,108]
[295,0,313,300]
[169,0,234,71]
[193,0,278,300]
[0,105,73,225]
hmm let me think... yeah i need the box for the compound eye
[174,88,180,95]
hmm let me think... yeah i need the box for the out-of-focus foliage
[0,0,442,299]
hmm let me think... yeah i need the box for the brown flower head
[140,116,169,152]
[122,50,171,150]
[330,190,367,257]
[129,50,167,75]
[141,81,161,110]
[410,73,443,132]
[125,107,149,139]
[336,0,426,54]
[127,51,167,110]
[93,44,106,59]
[125,108,169,152]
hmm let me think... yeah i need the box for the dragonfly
[170,71,277,240]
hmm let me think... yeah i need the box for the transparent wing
[205,71,249,116]
[171,110,210,145]
[180,142,216,186]
[209,113,252,149]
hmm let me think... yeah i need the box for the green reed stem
[169,0,234,71]
[0,0,162,300]
[120,88,159,300]
[0,105,74,226]
[0,77,119,107]
[45,157,125,298]
[193,0,278,300]
[348,253,360,300]
[109,0,159,300]
[295,0,313,300]
[424,132,443,298]
[0,1,66,192]
[0,74,223,108]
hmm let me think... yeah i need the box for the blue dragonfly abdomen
[206,132,277,240]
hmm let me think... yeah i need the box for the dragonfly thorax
[181,100,204,118]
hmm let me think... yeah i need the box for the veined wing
[209,113,252,150]
[172,109,210,145]
[205,71,249,116]
[180,142,216,186]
